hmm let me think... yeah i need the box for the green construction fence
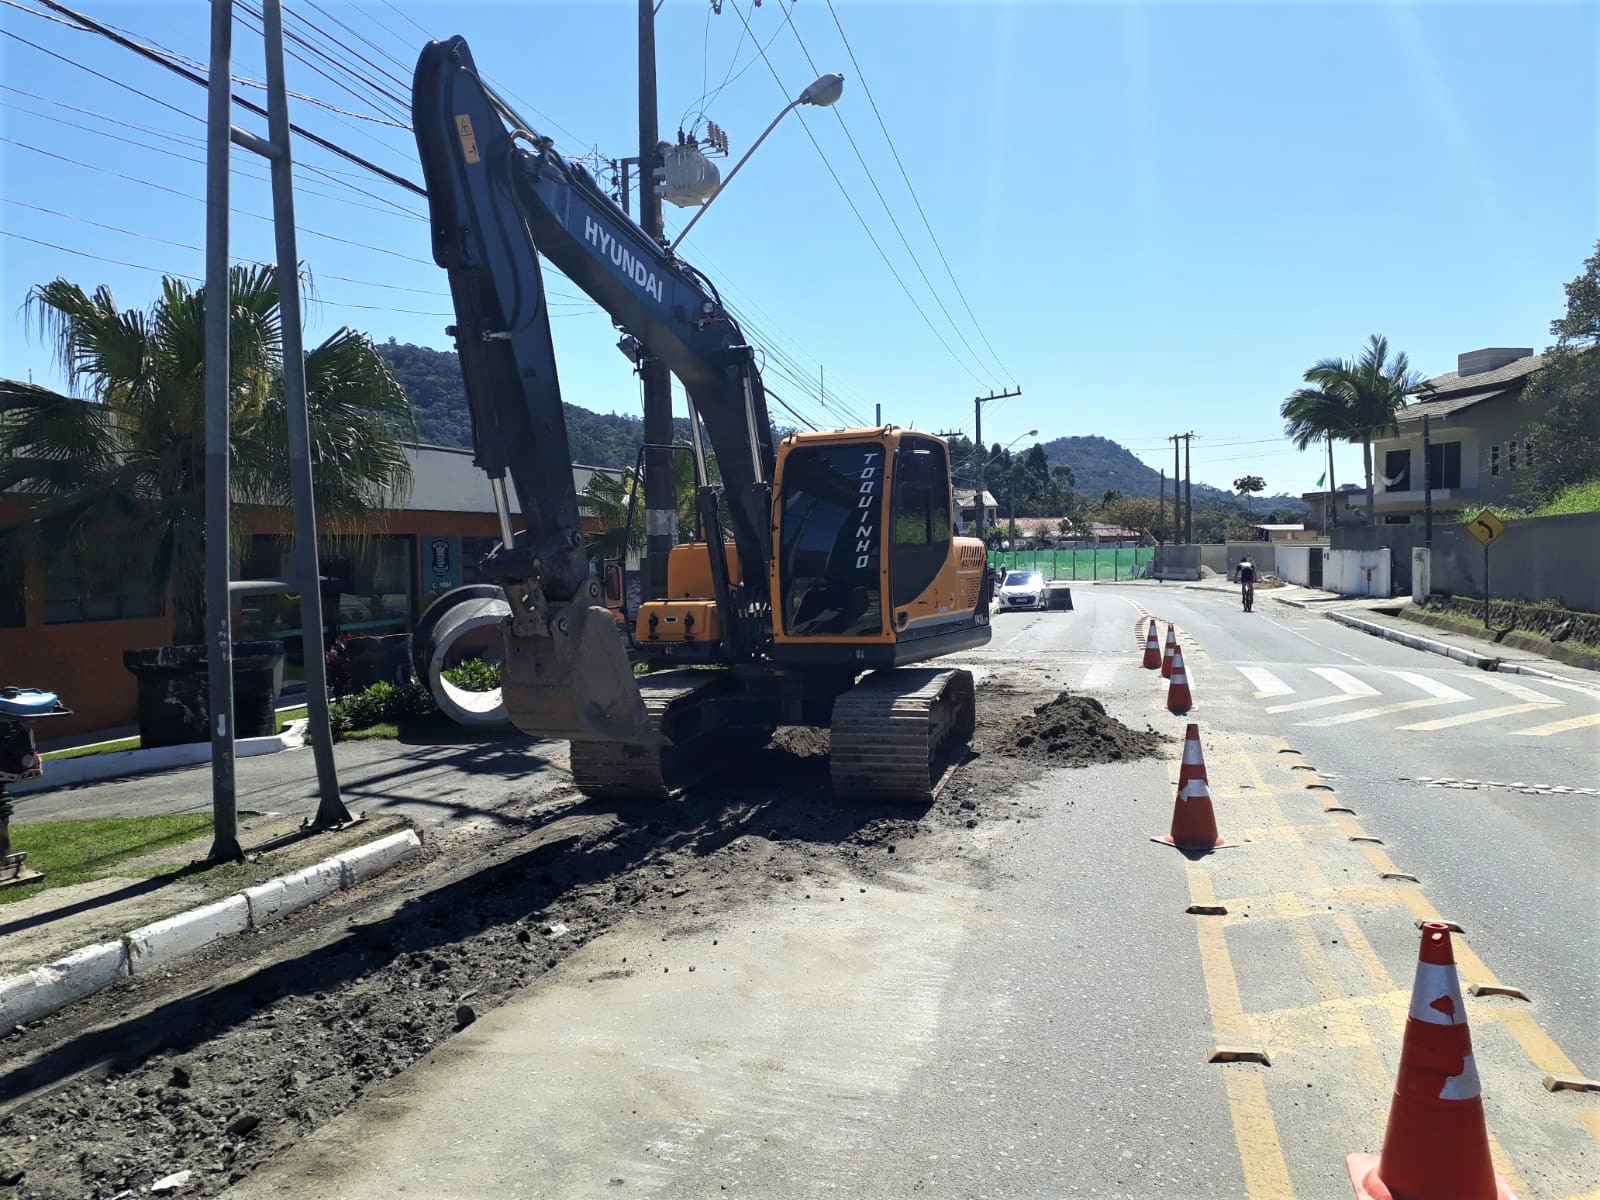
[989,546,1155,582]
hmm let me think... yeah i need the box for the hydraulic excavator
[412,36,994,800]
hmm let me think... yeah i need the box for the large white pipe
[424,595,513,729]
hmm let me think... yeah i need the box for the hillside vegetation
[1037,435,1306,510]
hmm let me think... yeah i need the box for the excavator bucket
[499,602,653,744]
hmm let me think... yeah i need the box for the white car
[997,569,1046,612]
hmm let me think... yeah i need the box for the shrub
[441,657,501,692]
[328,678,437,739]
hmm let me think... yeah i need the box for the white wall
[1325,548,1391,597]
[1276,544,1312,586]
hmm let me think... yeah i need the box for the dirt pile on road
[990,691,1165,767]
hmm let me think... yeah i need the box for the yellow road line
[1398,701,1558,731]
[1476,674,1566,704]
[1294,698,1462,727]
[1187,864,1295,1198]
[1509,711,1600,738]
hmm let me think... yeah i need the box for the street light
[1003,429,1038,547]
[669,71,845,251]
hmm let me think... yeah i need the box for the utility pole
[1182,431,1194,545]
[1169,435,1181,544]
[1422,412,1433,550]
[1158,468,1165,544]
[638,0,673,600]
[973,387,1022,535]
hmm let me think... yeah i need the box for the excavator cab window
[890,437,952,609]
[778,442,885,638]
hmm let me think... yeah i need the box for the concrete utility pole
[973,388,1022,533]
[1182,431,1194,545]
[638,0,673,600]
[1158,468,1165,543]
[1422,412,1433,550]
[1169,435,1181,544]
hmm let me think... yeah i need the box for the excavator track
[567,670,750,801]
[829,668,976,802]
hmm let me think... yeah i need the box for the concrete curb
[1322,610,1583,683]
[0,829,422,1034]
[15,720,309,797]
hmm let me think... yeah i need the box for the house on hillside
[953,488,998,531]
[1360,346,1560,523]
[1301,485,1362,533]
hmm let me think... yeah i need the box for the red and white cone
[1347,922,1517,1200]
[1176,723,1207,792]
[1160,624,1178,678]
[1166,645,1193,712]
[1142,620,1162,669]
[1152,774,1233,852]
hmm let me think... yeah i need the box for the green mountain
[1039,435,1307,510]
[379,339,687,468]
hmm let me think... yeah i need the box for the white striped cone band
[1440,1052,1483,1101]
[1409,960,1468,1025]
[1180,779,1210,802]
[1182,739,1203,766]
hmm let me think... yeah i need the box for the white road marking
[1309,667,1381,697]
[1296,698,1464,727]
[1238,667,1294,697]
[1266,694,1366,714]
[1508,712,1600,738]
[1476,675,1563,705]
[1399,702,1559,732]
[1081,663,1119,689]
[1385,671,1472,701]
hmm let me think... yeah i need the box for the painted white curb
[1323,610,1592,688]
[0,827,424,1033]
[242,858,344,928]
[334,830,424,887]
[0,941,128,1033]
[126,895,251,975]
[15,724,307,796]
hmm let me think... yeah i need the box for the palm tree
[580,467,643,560]
[0,265,414,646]
[1282,335,1420,526]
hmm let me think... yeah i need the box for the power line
[27,0,427,196]
[723,0,991,391]
[822,0,1015,387]
[778,4,1003,390]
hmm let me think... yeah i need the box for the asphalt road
[225,585,1599,1200]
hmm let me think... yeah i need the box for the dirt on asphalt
[988,690,1167,768]
[0,674,1156,1200]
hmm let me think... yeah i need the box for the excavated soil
[0,681,1145,1200]
[988,691,1167,768]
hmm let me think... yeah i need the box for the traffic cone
[1142,620,1162,669]
[1161,624,1177,678]
[1176,724,1207,792]
[1167,645,1193,712]
[1152,775,1232,852]
[1346,923,1517,1200]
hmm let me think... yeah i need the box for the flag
[1316,472,1327,487]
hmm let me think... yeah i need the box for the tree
[1233,474,1266,511]
[1096,496,1161,538]
[1519,240,1600,503]
[0,266,414,646]
[1284,334,1419,525]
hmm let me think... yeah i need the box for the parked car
[997,569,1046,612]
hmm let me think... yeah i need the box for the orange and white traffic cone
[1347,922,1517,1200]
[1152,775,1232,852]
[1166,645,1193,712]
[1176,723,1206,791]
[1142,620,1162,669]
[1160,624,1177,678]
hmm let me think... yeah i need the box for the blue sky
[1,0,1594,498]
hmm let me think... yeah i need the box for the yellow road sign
[1467,509,1506,547]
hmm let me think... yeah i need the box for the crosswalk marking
[1266,694,1365,715]
[1476,675,1563,705]
[1398,702,1559,732]
[1508,711,1600,738]
[1309,667,1380,697]
[1238,667,1294,697]
[1081,663,1119,689]
[1296,698,1463,728]
[1386,671,1472,702]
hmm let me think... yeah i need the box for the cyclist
[1236,555,1257,611]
